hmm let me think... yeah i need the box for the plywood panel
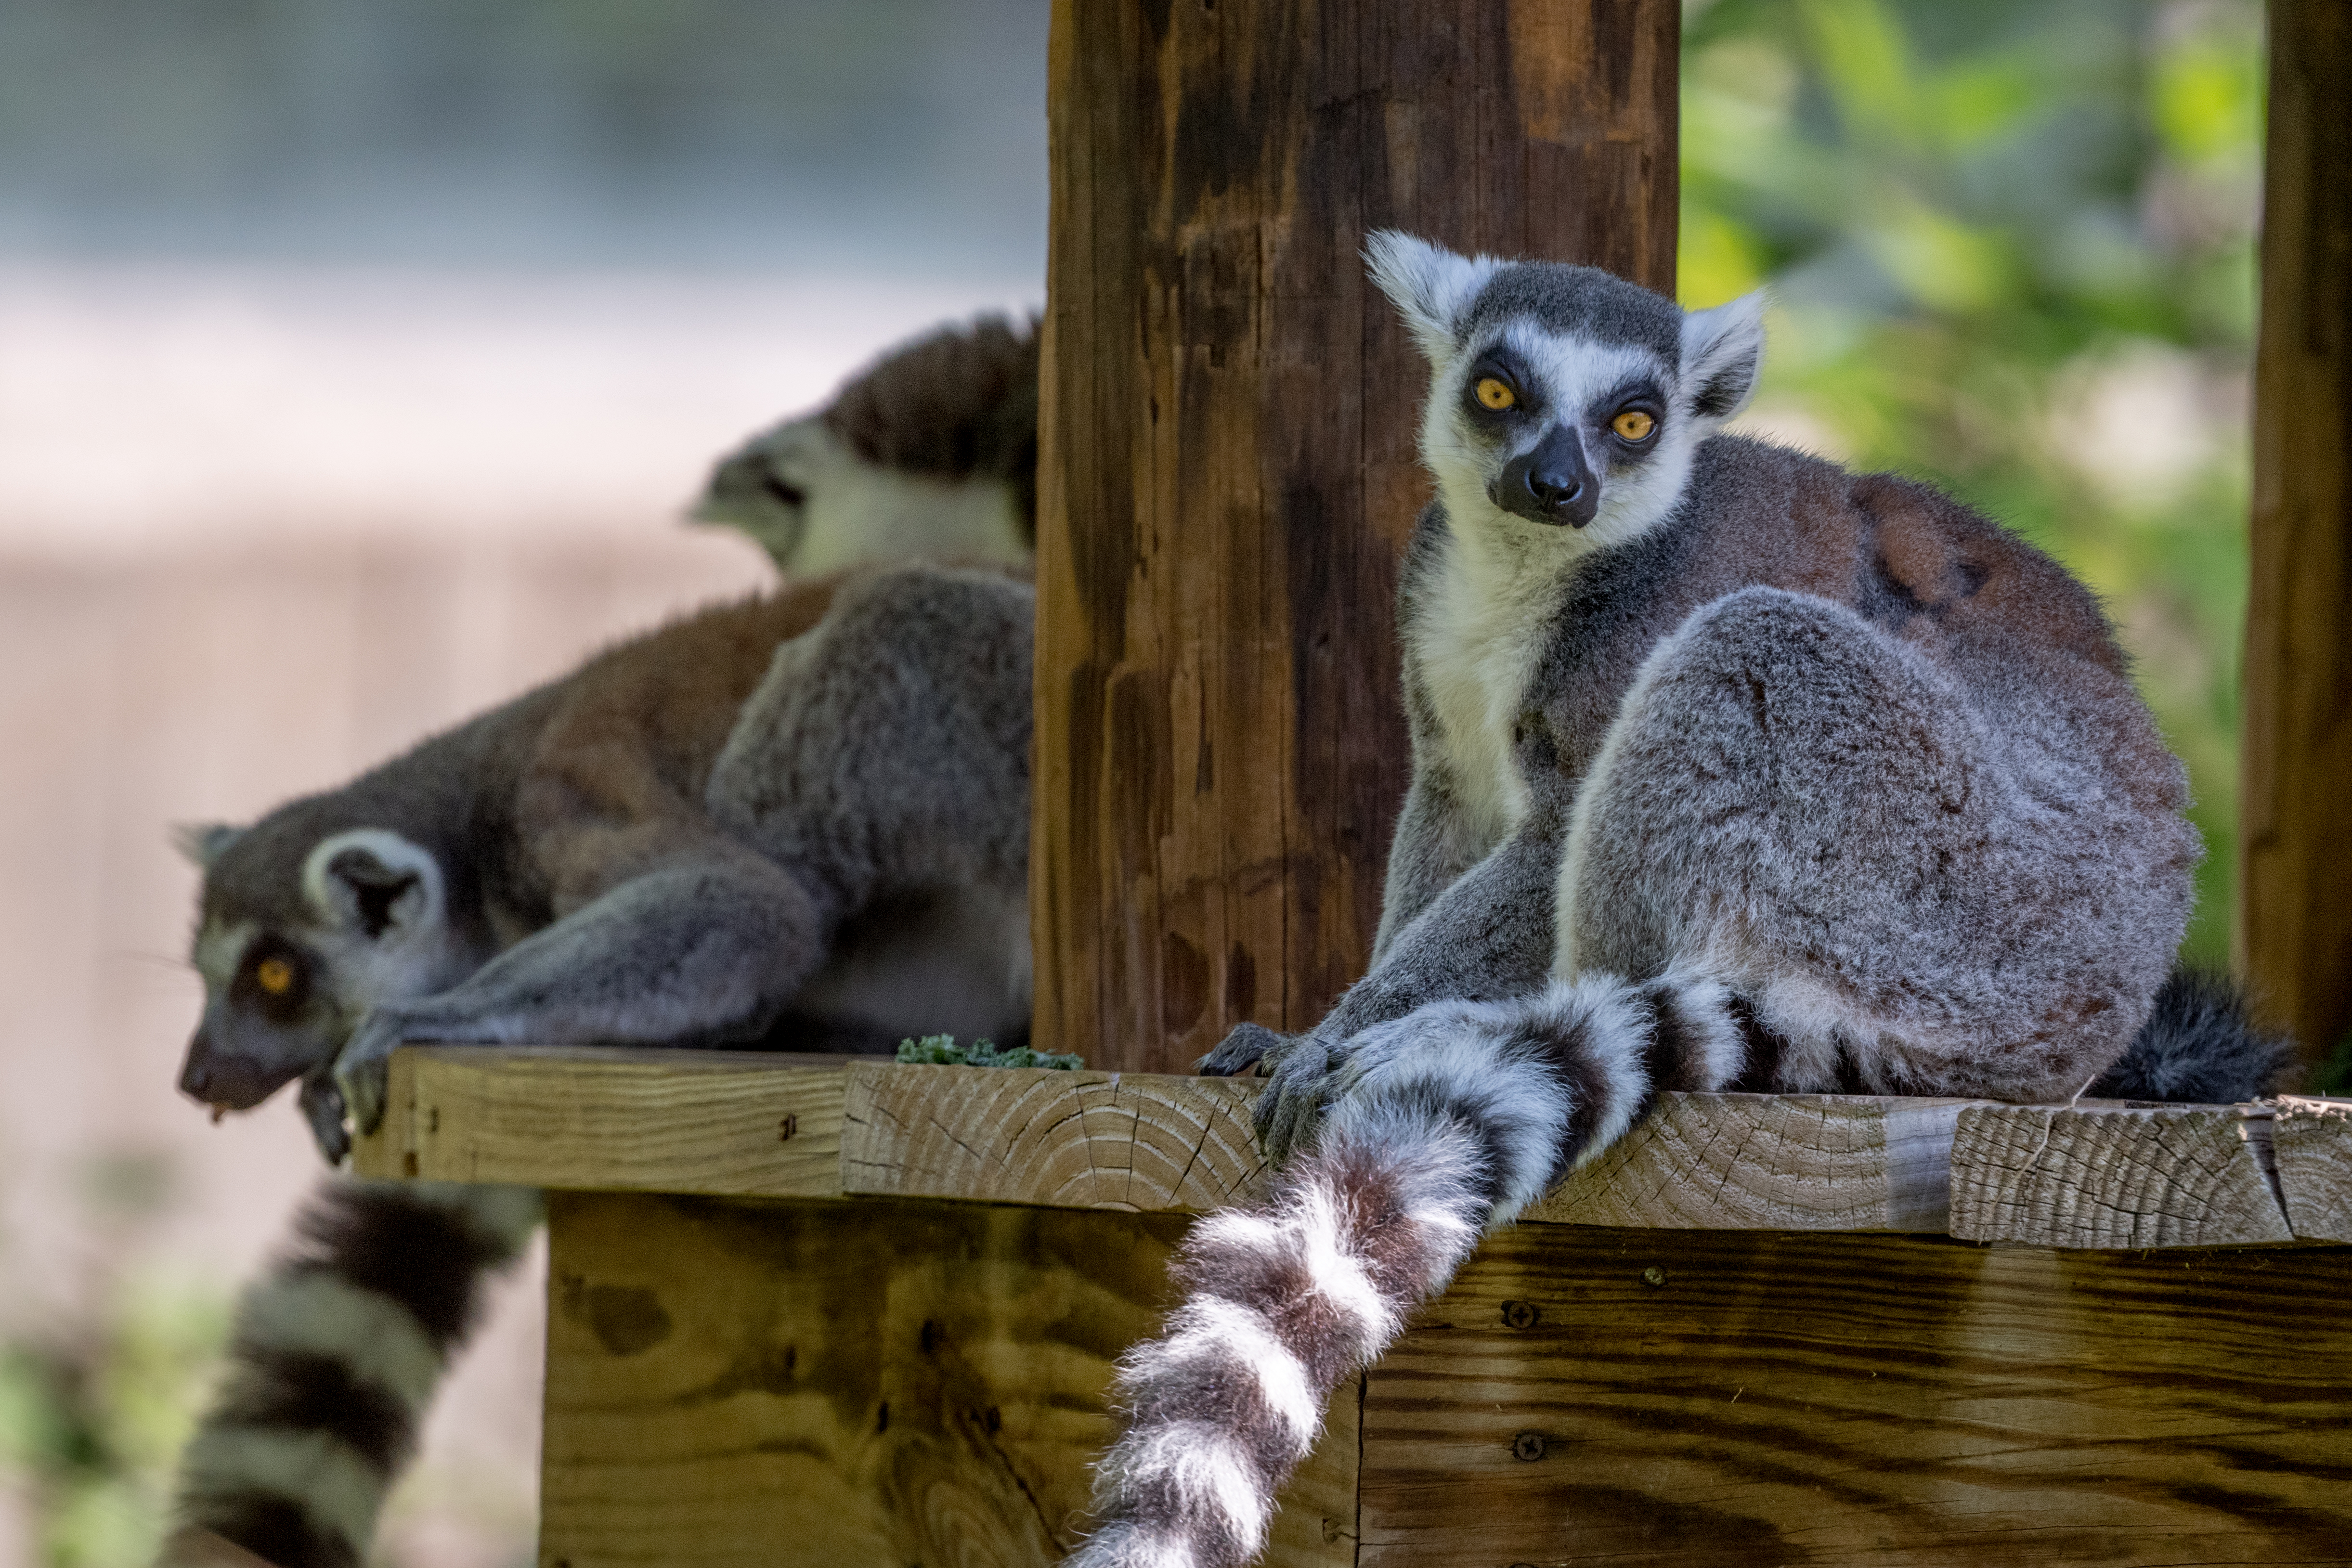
[1361,1226,2352,1566]
[538,1192,1358,1568]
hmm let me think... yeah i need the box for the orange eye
[1475,377,1517,411]
[255,956,295,996]
[1611,409,1656,441]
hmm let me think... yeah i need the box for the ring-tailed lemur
[694,311,1038,574]
[1065,233,2293,1568]
[169,317,1044,1568]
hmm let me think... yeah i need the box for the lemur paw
[332,1010,410,1139]
[1197,1021,1290,1077]
[299,1068,350,1166]
[1196,1024,1343,1169]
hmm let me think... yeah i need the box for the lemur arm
[1203,801,1565,1162]
[328,835,833,1148]
[1369,764,1490,965]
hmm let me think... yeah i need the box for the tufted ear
[173,822,246,869]
[1679,289,1768,423]
[301,829,444,941]
[1365,231,1505,361]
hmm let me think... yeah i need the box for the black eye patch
[234,935,312,1023]
[1460,348,1545,428]
[1588,377,1667,454]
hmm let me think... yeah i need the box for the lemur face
[694,412,1029,576]
[177,827,469,1114]
[1366,231,1767,553]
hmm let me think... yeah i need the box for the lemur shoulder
[1069,234,2292,1568]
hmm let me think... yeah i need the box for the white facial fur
[298,829,469,1009]
[1367,230,1767,843]
[696,415,1029,576]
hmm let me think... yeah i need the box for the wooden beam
[1946,1101,2293,1248]
[1034,0,1682,1074]
[539,1192,1361,1568]
[351,1047,2346,1250]
[1362,1225,2352,1565]
[2242,0,2352,1072]
[2274,1095,2352,1243]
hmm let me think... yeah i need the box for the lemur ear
[301,829,444,941]
[173,822,246,870]
[1680,290,1768,423]
[1365,231,1503,360]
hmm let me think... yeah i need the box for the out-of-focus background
[0,0,2264,1563]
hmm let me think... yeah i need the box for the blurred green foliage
[1681,0,2264,967]
[0,1154,227,1567]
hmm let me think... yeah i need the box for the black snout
[1492,426,1600,529]
[179,1031,298,1112]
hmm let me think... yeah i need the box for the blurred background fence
[0,0,2265,1563]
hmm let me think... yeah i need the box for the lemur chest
[1418,551,1572,841]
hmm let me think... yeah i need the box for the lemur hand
[332,1006,418,1143]
[299,1067,351,1167]
[1198,1022,1341,1167]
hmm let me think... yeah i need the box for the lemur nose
[1526,466,1584,507]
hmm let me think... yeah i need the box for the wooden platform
[352,1048,2352,1567]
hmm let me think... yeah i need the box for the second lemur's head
[173,813,485,1116]
[1366,231,1766,552]
[694,311,1040,576]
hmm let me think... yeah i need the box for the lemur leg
[1560,584,2181,1101]
[706,566,1034,947]
[334,849,830,1134]
[1201,810,1565,1162]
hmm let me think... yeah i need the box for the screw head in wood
[1501,1299,1541,1329]
[1511,1430,1548,1462]
[1642,1265,1667,1287]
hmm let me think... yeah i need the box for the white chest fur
[1415,522,1575,843]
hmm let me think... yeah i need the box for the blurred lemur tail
[169,1180,543,1568]
[2092,965,2298,1104]
[1067,970,1741,1568]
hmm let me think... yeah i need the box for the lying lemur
[168,317,1040,1568]
[1065,235,2293,1568]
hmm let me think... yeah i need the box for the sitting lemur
[166,316,1041,1568]
[167,285,2282,1568]
[1062,236,2295,1568]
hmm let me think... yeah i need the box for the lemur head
[695,312,1040,575]
[1367,232,1767,552]
[174,816,482,1115]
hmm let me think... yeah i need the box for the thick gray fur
[1206,233,2210,1160]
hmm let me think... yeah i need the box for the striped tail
[1070,970,1742,1568]
[167,1179,542,1568]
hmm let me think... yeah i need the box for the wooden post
[1034,0,1681,1072]
[2242,0,2352,1073]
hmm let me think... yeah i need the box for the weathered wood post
[2242,0,2352,1074]
[1034,1,1681,1073]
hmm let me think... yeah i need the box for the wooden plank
[1035,0,1683,1074]
[539,1191,1358,1568]
[349,1045,852,1196]
[1359,1226,2352,1566]
[2275,1095,2352,1244]
[1947,1101,2294,1248]
[2242,0,2352,1074]
[1528,1092,1982,1233]
[840,1062,1267,1212]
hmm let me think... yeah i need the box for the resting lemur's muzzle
[1492,424,1599,529]
[179,1030,302,1111]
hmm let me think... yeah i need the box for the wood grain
[538,1192,1358,1568]
[2274,1095,2352,1243]
[349,1045,853,1196]
[1529,1092,1982,1233]
[1360,1226,2352,1566]
[1034,0,1683,1074]
[2242,0,2352,1073]
[1947,1101,2293,1247]
[841,1062,1267,1212]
